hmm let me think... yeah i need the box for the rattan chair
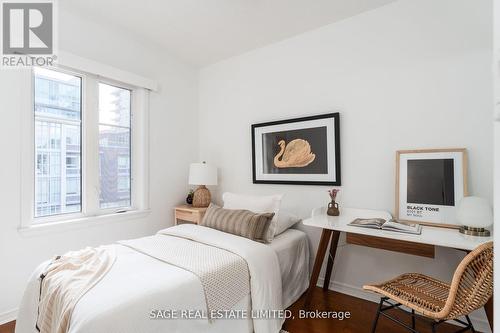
[363,241,493,333]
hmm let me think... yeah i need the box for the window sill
[18,209,151,237]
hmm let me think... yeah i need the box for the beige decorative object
[188,162,217,208]
[364,241,493,331]
[193,185,211,208]
[274,139,316,168]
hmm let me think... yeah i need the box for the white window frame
[20,55,152,233]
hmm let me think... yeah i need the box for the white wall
[0,8,199,321]
[493,0,500,324]
[199,0,493,330]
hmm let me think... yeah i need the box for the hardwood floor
[0,288,479,333]
[284,287,475,333]
[0,321,14,333]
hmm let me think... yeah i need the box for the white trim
[20,68,34,229]
[18,209,151,237]
[0,308,17,325]
[83,69,99,217]
[131,88,150,210]
[317,278,492,333]
[57,51,158,91]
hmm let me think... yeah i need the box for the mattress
[269,228,310,308]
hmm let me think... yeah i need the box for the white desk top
[302,207,492,251]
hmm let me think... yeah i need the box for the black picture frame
[251,112,341,186]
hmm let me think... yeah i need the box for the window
[34,68,82,217]
[117,176,130,192]
[26,65,150,226]
[118,155,129,169]
[98,83,131,209]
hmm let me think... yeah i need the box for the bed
[15,225,309,333]
[269,228,310,309]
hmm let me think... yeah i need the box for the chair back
[439,241,493,319]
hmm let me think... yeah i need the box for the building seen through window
[34,68,132,217]
[34,68,82,217]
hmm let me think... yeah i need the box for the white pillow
[222,192,283,242]
[275,211,301,236]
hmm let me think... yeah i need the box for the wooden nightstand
[174,205,208,225]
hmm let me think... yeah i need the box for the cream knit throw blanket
[36,246,116,333]
[118,233,250,317]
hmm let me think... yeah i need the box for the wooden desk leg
[323,231,341,290]
[304,229,332,307]
[484,296,493,330]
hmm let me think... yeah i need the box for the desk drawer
[346,233,435,258]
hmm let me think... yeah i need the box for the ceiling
[60,0,397,66]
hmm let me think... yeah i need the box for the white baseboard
[0,308,17,325]
[317,278,491,333]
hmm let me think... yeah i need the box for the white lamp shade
[188,163,218,186]
[456,196,493,228]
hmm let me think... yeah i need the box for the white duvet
[16,224,284,333]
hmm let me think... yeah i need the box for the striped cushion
[201,204,274,242]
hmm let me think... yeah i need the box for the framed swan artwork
[251,113,341,185]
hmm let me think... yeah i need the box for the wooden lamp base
[192,185,211,208]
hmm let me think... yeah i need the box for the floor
[0,288,477,333]
[284,287,472,333]
[0,321,14,333]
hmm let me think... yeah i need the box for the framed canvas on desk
[396,148,468,229]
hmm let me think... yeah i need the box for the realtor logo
[2,2,53,55]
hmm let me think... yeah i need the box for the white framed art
[395,148,468,228]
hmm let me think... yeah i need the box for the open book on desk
[348,218,422,235]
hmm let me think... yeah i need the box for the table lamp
[457,196,492,237]
[188,162,218,208]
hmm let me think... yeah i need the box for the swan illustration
[274,139,316,168]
